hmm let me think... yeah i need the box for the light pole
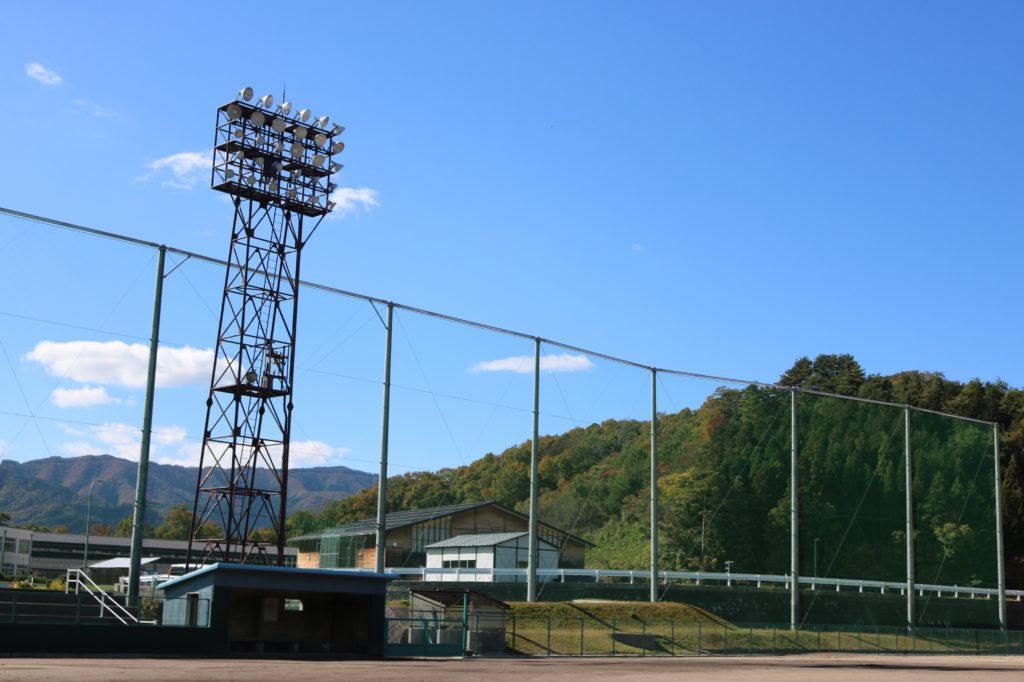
[813,538,822,580]
[83,479,104,572]
[188,87,344,569]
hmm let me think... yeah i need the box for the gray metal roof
[290,501,492,542]
[425,532,528,549]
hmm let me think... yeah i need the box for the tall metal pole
[790,389,799,630]
[128,245,165,606]
[994,424,1007,630]
[649,368,658,603]
[904,407,915,630]
[83,479,103,572]
[527,338,541,602]
[374,303,394,574]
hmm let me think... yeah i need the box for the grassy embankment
[503,601,1013,656]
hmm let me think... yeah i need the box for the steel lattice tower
[187,87,343,567]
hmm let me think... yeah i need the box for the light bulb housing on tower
[210,87,345,217]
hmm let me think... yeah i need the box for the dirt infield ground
[1,654,1022,681]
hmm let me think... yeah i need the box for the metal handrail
[372,566,1023,600]
[65,568,138,624]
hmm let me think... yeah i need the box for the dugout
[408,586,508,653]
[160,562,393,656]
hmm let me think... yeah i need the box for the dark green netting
[911,411,998,625]
[797,393,906,585]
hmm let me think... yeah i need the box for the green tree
[153,504,220,540]
[115,516,134,538]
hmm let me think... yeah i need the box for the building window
[412,518,451,552]
[442,559,476,569]
[284,599,304,612]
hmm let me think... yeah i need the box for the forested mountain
[0,455,375,531]
[293,355,1024,589]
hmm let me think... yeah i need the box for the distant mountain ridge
[0,454,376,530]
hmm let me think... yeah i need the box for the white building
[0,527,33,577]
[424,532,559,582]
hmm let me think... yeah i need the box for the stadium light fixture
[211,87,346,217]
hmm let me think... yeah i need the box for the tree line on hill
[288,354,1024,588]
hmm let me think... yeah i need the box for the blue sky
[0,2,1021,477]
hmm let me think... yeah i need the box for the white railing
[371,566,1024,601]
[65,568,139,625]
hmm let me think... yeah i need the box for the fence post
[905,407,916,630]
[580,617,584,656]
[129,244,165,607]
[748,626,752,654]
[374,302,394,575]
[670,621,675,656]
[527,338,540,602]
[612,618,617,656]
[511,613,516,652]
[698,621,702,656]
[994,424,1007,630]
[650,367,658,604]
[10,592,16,623]
[547,615,551,656]
[790,389,799,631]
[641,619,646,657]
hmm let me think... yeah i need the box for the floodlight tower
[187,86,344,567]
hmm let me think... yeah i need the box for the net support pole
[527,338,541,602]
[374,302,394,574]
[905,406,915,630]
[994,424,1007,630]
[650,368,658,603]
[790,389,799,630]
[128,245,165,608]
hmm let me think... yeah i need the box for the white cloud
[152,437,349,468]
[54,421,347,468]
[25,340,213,388]
[72,97,116,118]
[0,439,8,457]
[50,385,121,408]
[328,187,379,219]
[470,353,595,374]
[287,439,352,467]
[58,422,188,462]
[631,243,643,253]
[25,62,62,85]
[138,151,209,190]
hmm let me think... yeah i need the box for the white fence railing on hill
[373,567,1024,601]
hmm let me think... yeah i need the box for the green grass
[502,600,1023,656]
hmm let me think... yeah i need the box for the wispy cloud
[72,97,116,118]
[138,151,208,190]
[50,385,121,408]
[25,340,213,388]
[25,62,62,85]
[631,243,643,253]
[60,422,188,462]
[328,187,380,218]
[470,353,595,374]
